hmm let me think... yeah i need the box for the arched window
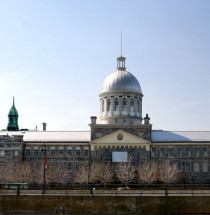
[137,100,140,112]
[130,99,134,111]
[114,98,119,111]
[123,98,127,111]
[102,100,105,112]
[107,99,111,111]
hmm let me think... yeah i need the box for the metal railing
[0,183,210,196]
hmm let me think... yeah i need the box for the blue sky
[0,0,210,131]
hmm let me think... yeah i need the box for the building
[0,54,210,184]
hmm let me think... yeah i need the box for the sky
[0,0,210,131]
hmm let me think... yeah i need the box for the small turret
[7,97,19,131]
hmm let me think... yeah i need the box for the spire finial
[13,96,15,106]
[121,32,122,57]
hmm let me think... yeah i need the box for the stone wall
[90,124,152,141]
[0,195,210,214]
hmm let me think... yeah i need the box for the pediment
[91,130,150,145]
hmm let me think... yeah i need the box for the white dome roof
[100,69,142,94]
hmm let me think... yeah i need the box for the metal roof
[151,131,210,142]
[0,131,91,142]
[100,69,142,94]
[23,131,91,142]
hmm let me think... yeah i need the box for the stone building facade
[0,54,209,184]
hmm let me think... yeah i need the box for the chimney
[42,123,47,131]
[90,116,97,125]
[144,114,150,124]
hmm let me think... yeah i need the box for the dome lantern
[99,56,143,125]
[117,56,126,71]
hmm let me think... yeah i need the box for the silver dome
[100,69,142,94]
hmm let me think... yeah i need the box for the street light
[41,142,47,194]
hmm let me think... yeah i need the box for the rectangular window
[14,150,19,157]
[84,147,89,157]
[76,147,81,156]
[95,149,99,157]
[151,147,156,157]
[177,147,182,158]
[194,162,199,172]
[0,151,5,156]
[51,147,55,156]
[177,162,182,172]
[34,147,39,157]
[202,147,208,157]
[160,148,165,157]
[67,163,72,171]
[168,147,174,157]
[185,162,191,172]
[67,147,72,156]
[59,147,64,156]
[202,162,208,172]
[185,147,191,157]
[193,147,199,157]
[76,163,80,171]
[26,148,30,156]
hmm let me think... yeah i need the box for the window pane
[137,100,140,112]
[130,99,134,111]
[26,148,30,156]
[203,163,208,172]
[68,163,72,171]
[177,148,182,157]
[203,147,208,157]
[95,149,99,157]
[123,99,126,111]
[185,162,191,172]
[0,151,5,156]
[185,147,191,157]
[76,147,81,156]
[160,148,165,157]
[193,147,199,157]
[34,147,39,157]
[114,99,119,111]
[168,148,174,157]
[67,147,72,156]
[177,162,182,172]
[194,162,199,172]
[107,100,111,111]
[151,147,156,157]
[14,151,19,156]
[59,147,64,156]
[102,100,104,112]
[84,147,89,157]
[51,147,55,156]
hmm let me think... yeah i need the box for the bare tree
[138,160,158,184]
[11,162,33,183]
[34,163,68,184]
[116,156,135,187]
[74,164,89,184]
[158,159,179,184]
[96,162,113,185]
[74,163,99,184]
[0,162,14,183]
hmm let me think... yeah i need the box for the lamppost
[41,142,47,194]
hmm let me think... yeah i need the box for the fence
[0,183,210,196]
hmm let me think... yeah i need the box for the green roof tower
[7,97,19,131]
